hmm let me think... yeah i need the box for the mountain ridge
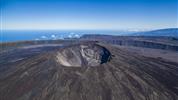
[131,28,178,37]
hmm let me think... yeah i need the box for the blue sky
[1,0,178,30]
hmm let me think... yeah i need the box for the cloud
[74,34,80,38]
[41,35,47,39]
[35,38,40,40]
[51,34,56,38]
[68,34,72,38]
[67,32,80,38]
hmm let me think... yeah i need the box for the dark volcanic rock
[0,43,178,100]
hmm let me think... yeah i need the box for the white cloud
[41,36,47,39]
[35,38,40,40]
[51,35,56,38]
[74,34,80,38]
[68,34,72,38]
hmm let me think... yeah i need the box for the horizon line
[1,27,178,32]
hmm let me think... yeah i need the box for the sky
[0,0,178,30]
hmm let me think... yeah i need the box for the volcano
[0,42,178,100]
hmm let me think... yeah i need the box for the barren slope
[0,43,178,100]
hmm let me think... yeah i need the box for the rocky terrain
[81,35,178,51]
[0,41,178,100]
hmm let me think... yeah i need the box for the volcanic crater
[56,43,111,67]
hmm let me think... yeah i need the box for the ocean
[0,30,129,43]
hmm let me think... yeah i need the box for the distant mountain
[131,28,178,37]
